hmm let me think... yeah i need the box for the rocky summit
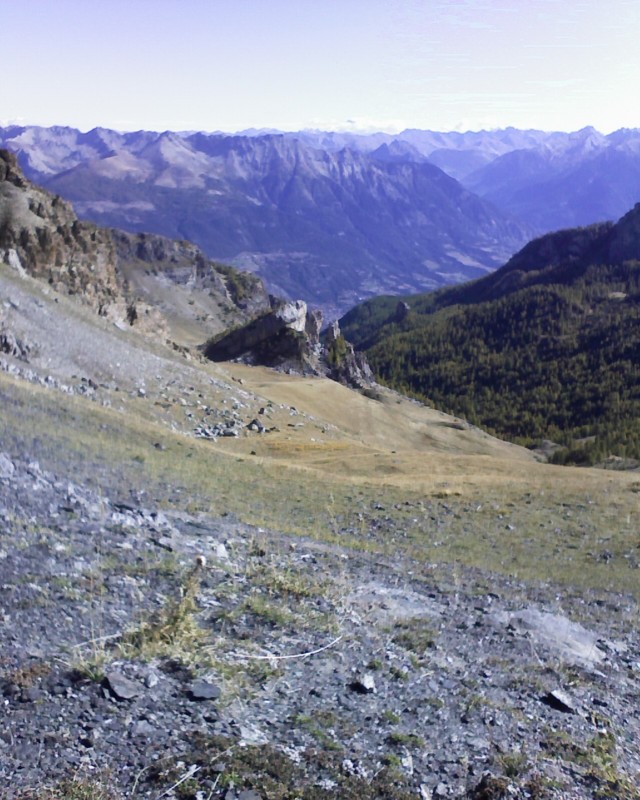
[0,146,639,800]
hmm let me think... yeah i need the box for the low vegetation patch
[149,735,418,799]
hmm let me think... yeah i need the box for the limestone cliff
[0,149,121,314]
[0,149,269,340]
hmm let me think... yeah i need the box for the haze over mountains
[3,124,638,317]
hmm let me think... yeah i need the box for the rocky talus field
[1,155,640,798]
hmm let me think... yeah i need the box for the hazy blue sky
[4,0,639,134]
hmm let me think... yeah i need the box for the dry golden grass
[216,364,638,504]
[3,345,639,598]
[226,363,533,459]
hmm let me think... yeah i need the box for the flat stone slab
[494,607,607,667]
[348,583,444,625]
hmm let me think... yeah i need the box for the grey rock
[349,672,376,694]
[225,791,262,800]
[542,689,579,714]
[497,607,607,667]
[0,453,15,480]
[151,535,174,552]
[305,308,323,343]
[145,671,159,688]
[188,680,221,701]
[104,672,141,701]
[215,542,230,561]
[5,248,27,276]
[131,720,156,738]
[20,686,43,703]
[239,723,268,745]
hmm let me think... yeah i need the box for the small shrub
[326,334,348,368]
[120,559,207,663]
[14,772,118,800]
[391,617,437,656]
[386,731,425,748]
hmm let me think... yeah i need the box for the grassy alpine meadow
[2,366,639,599]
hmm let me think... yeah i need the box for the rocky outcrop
[0,322,33,361]
[0,149,166,336]
[395,300,411,322]
[0,149,121,314]
[305,308,323,341]
[0,149,269,342]
[203,299,314,369]
[325,320,374,388]
[204,303,374,389]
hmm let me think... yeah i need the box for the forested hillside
[341,206,640,463]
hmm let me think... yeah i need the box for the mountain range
[3,125,640,318]
[6,124,637,317]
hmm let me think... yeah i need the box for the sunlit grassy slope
[2,255,638,597]
[3,355,639,598]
